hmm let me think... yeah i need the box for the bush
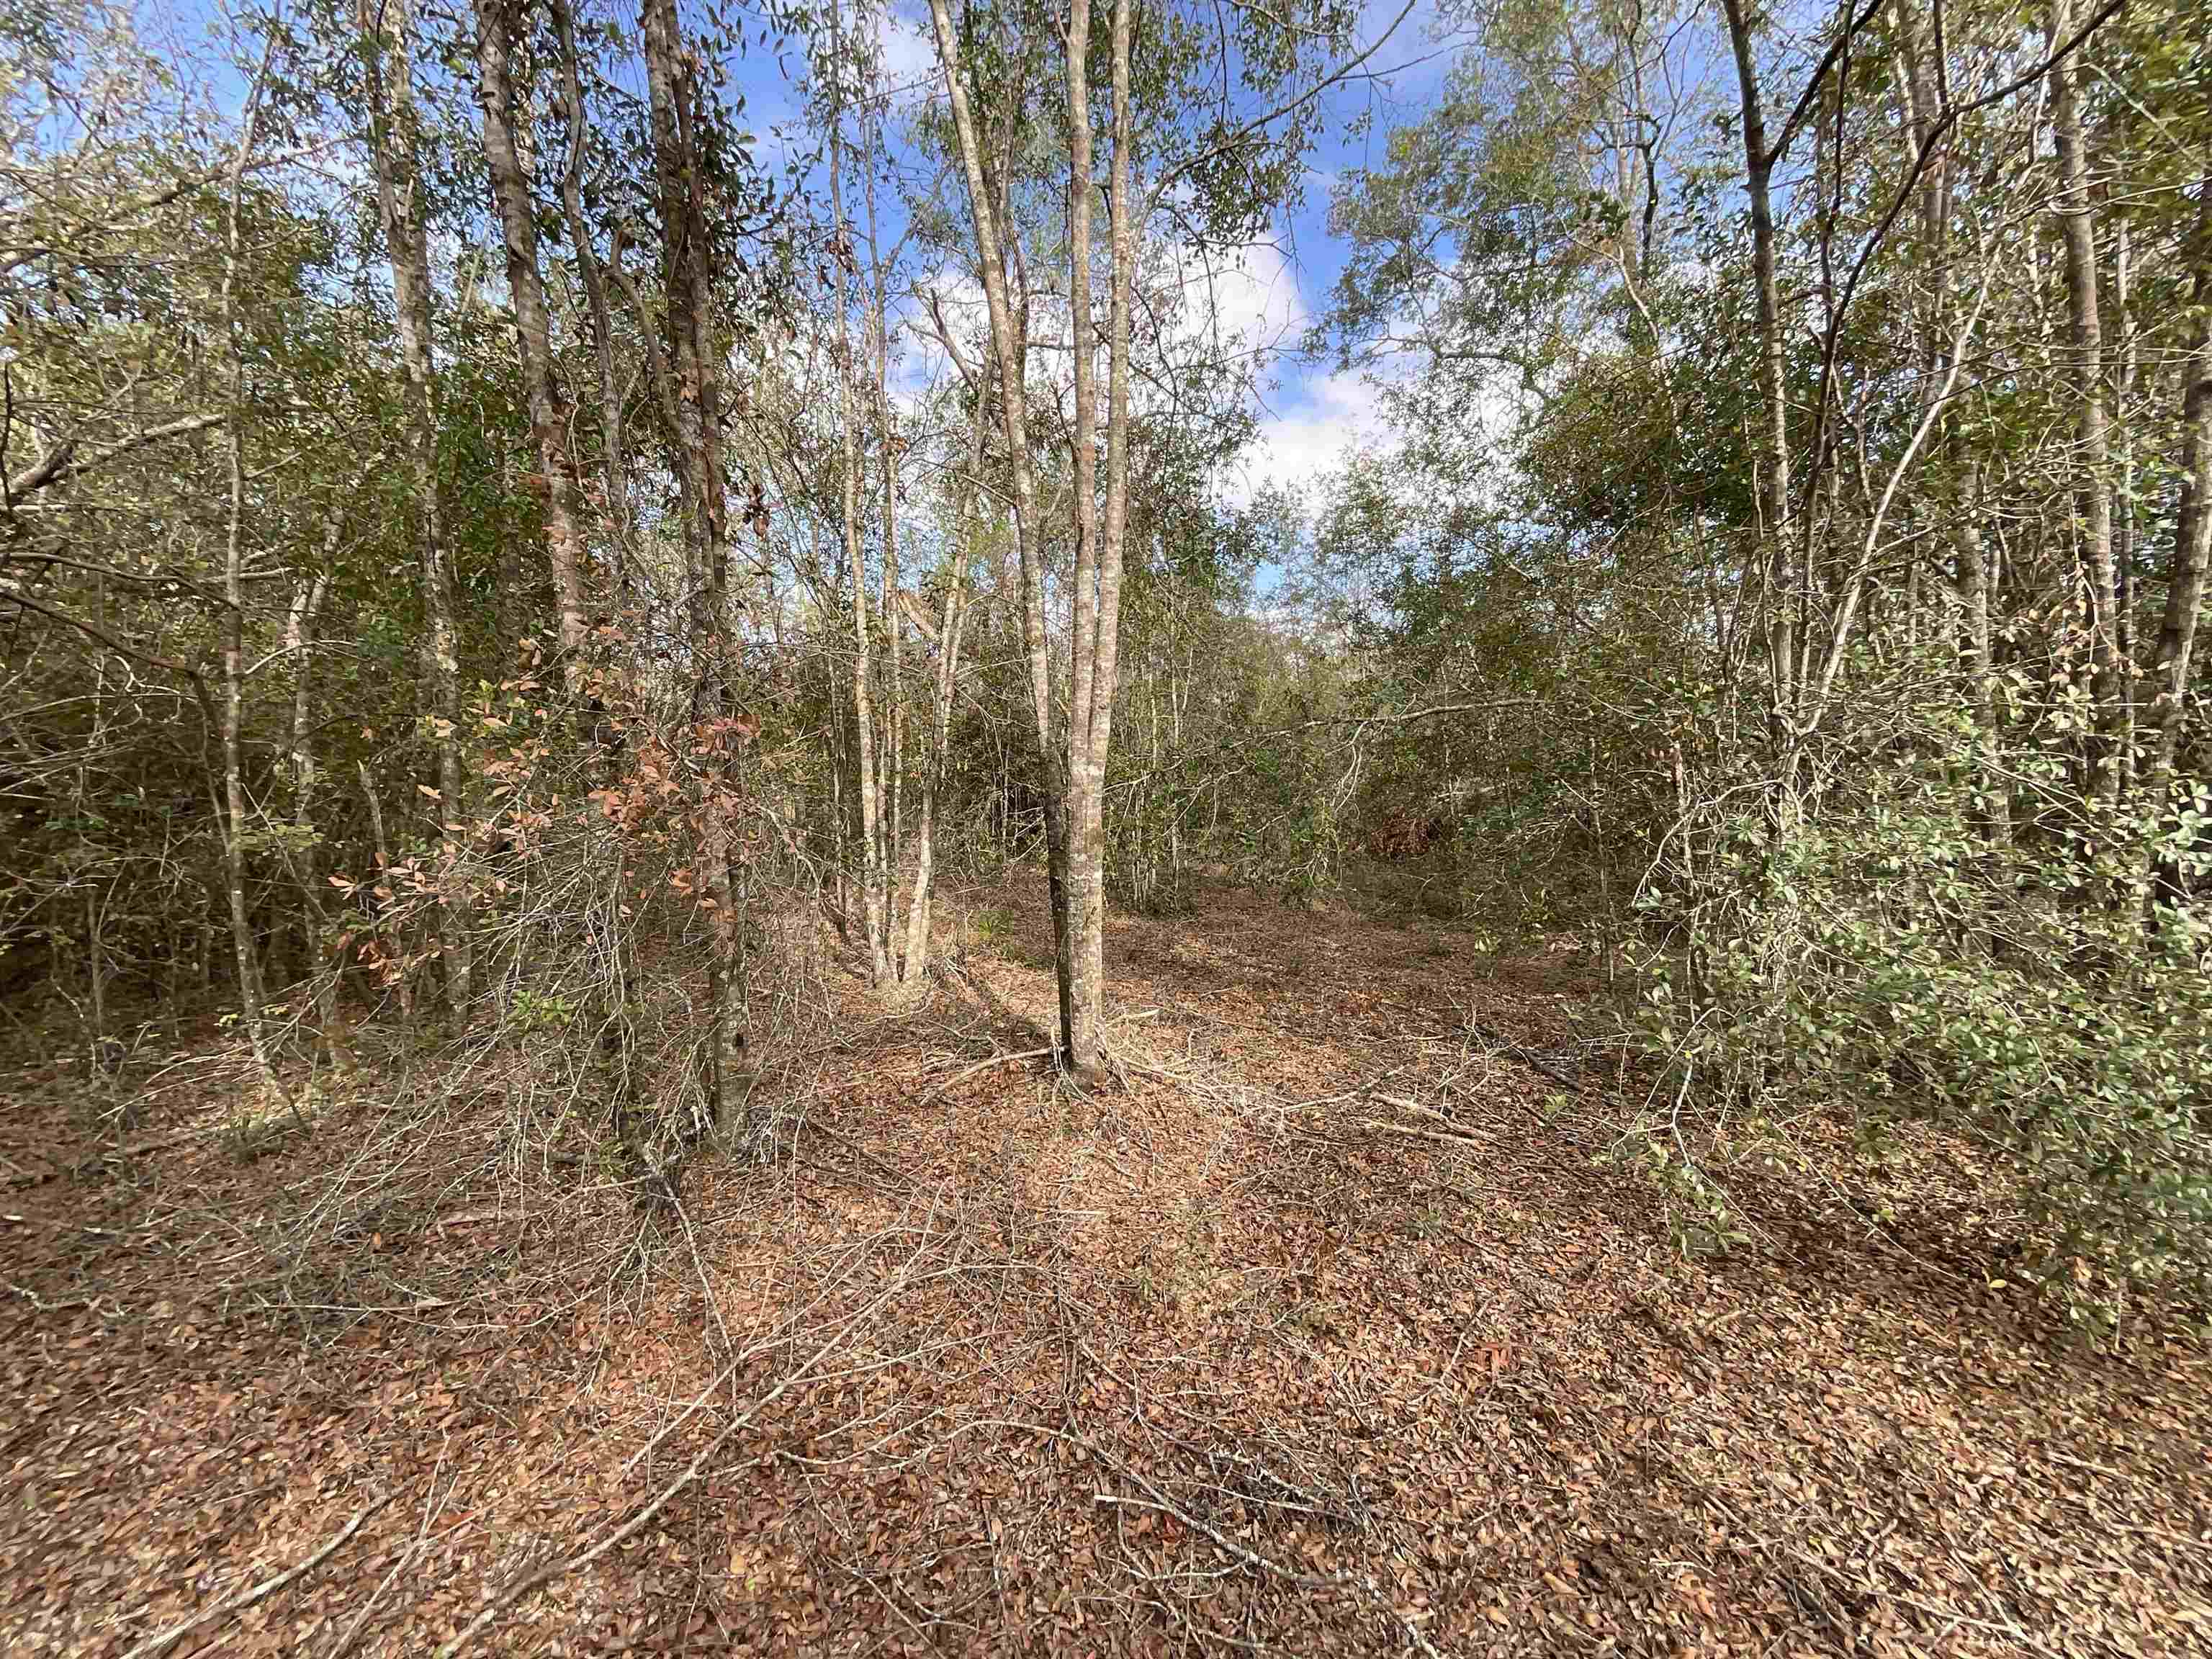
[1625,673,2212,1327]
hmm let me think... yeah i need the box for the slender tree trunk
[830,0,888,983]
[221,366,273,1086]
[1719,0,1797,756]
[1954,468,2008,842]
[901,369,987,979]
[285,565,343,1055]
[85,885,109,1065]
[219,43,282,1100]
[1895,0,1951,362]
[2049,2,2121,801]
[866,103,906,966]
[550,0,629,587]
[80,581,111,1054]
[640,0,748,1133]
[2113,212,2138,791]
[1901,0,2004,837]
[831,701,850,929]
[925,0,1075,1056]
[359,0,470,1016]
[1061,0,1105,1072]
[1069,0,1140,1077]
[359,760,410,1018]
[475,0,593,693]
[2148,161,2212,797]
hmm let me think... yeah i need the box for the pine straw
[3,878,2206,1657]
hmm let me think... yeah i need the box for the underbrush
[1620,716,2212,1335]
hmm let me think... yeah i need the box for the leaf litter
[3,878,2206,1656]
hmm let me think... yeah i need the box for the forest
[2,0,2208,1651]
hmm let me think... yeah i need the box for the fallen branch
[1093,1458,1443,1659]
[1467,1019,1581,1089]
[436,1237,933,1656]
[110,1125,223,1160]
[922,1046,1053,1105]
[121,1496,388,1659]
[323,1537,428,1659]
[1361,1118,1483,1148]
[431,1206,509,1236]
[5,1124,228,1190]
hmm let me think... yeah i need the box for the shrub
[1625,673,2212,1328]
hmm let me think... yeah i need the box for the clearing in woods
[4,878,2207,1656]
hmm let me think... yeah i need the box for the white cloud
[1226,369,1396,507]
[878,4,941,104]
[1205,240,1308,346]
[887,271,986,415]
[863,233,1394,513]
[1154,238,1308,360]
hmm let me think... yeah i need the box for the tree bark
[925,0,1076,1058]
[640,0,748,1133]
[1071,0,1140,1076]
[2113,210,2139,795]
[830,0,889,983]
[1061,0,1105,1074]
[285,564,342,1051]
[2049,1,2121,801]
[475,0,594,693]
[1955,467,2008,842]
[2148,161,2212,796]
[359,760,410,1017]
[219,40,281,1098]
[900,362,988,979]
[550,0,629,588]
[359,0,470,1015]
[867,93,907,967]
[1719,0,1797,750]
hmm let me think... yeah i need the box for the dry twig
[120,1496,389,1659]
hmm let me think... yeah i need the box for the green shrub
[1625,675,2212,1328]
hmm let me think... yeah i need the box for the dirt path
[4,882,2206,1656]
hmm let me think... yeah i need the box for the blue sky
[143,0,1466,504]
[720,0,1468,506]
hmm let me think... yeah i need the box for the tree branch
[3,413,225,502]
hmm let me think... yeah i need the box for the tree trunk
[2049,1,2121,802]
[359,760,410,1018]
[220,356,274,1091]
[359,0,470,1016]
[475,0,593,693]
[285,564,344,1055]
[1894,0,1951,362]
[2113,210,2139,795]
[1719,0,1797,750]
[550,0,629,587]
[925,0,1075,1058]
[831,0,889,983]
[901,365,988,979]
[867,99,906,967]
[2148,161,2212,797]
[79,581,112,1056]
[1955,468,2008,842]
[219,43,282,1100]
[1061,0,1105,1074]
[639,0,748,1135]
[1071,0,1139,1077]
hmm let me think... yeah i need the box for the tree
[925,0,1400,1073]
[357,0,472,1015]
[473,0,594,692]
[636,0,753,1136]
[1313,0,2212,1300]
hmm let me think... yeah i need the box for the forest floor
[4,875,2208,1658]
